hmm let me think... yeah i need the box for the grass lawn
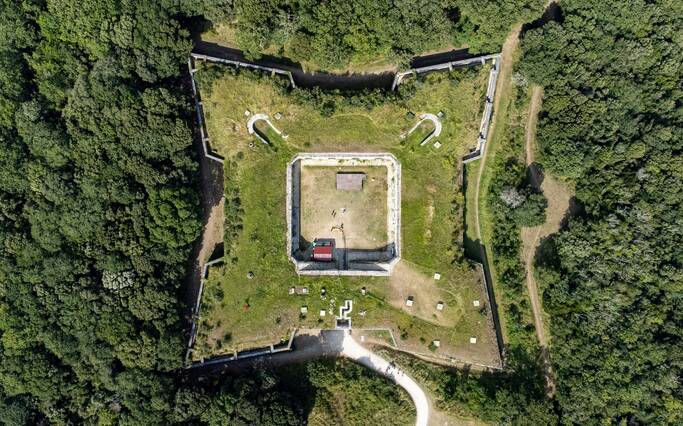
[193,63,500,366]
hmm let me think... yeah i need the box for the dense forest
[520,0,682,423]
[0,0,680,424]
[231,0,545,68]
[0,0,211,423]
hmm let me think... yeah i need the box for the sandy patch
[300,165,389,249]
[387,261,463,327]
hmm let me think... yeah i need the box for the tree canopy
[228,0,545,68]
[520,0,682,423]
[0,0,205,422]
[0,0,679,424]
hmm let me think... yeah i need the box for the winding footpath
[341,332,429,426]
[523,85,557,397]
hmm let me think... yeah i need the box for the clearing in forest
[191,62,500,368]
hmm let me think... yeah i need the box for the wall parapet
[184,49,503,366]
[286,153,401,276]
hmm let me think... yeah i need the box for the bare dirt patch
[424,199,435,242]
[521,85,570,397]
[520,176,573,261]
[197,198,225,266]
[388,261,463,327]
[300,165,388,249]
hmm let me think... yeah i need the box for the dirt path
[197,198,225,268]
[342,332,429,426]
[521,85,558,397]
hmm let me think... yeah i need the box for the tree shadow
[521,2,564,35]
[560,196,582,229]
[193,41,395,90]
[526,161,546,191]
[410,48,476,68]
[181,114,225,339]
[461,163,482,263]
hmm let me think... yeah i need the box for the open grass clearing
[193,64,500,366]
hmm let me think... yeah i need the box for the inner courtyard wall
[286,153,401,276]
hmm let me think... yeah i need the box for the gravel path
[341,332,429,426]
[405,113,442,146]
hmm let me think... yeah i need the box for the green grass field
[193,64,501,366]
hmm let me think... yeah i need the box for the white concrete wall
[286,153,401,276]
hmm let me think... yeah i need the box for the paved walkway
[341,331,429,426]
[190,330,430,426]
[246,113,287,144]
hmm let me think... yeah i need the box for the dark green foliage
[175,359,416,425]
[0,2,361,424]
[457,0,545,51]
[0,0,206,423]
[520,0,683,423]
[285,359,415,425]
[2,0,678,424]
[382,348,557,425]
[309,360,415,424]
[484,86,546,354]
[492,159,547,226]
[439,355,556,424]
[288,85,408,114]
[0,390,36,425]
[229,0,546,69]
[513,192,546,227]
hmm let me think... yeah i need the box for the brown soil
[198,198,225,267]
[300,165,388,249]
[388,261,460,327]
[521,85,569,397]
